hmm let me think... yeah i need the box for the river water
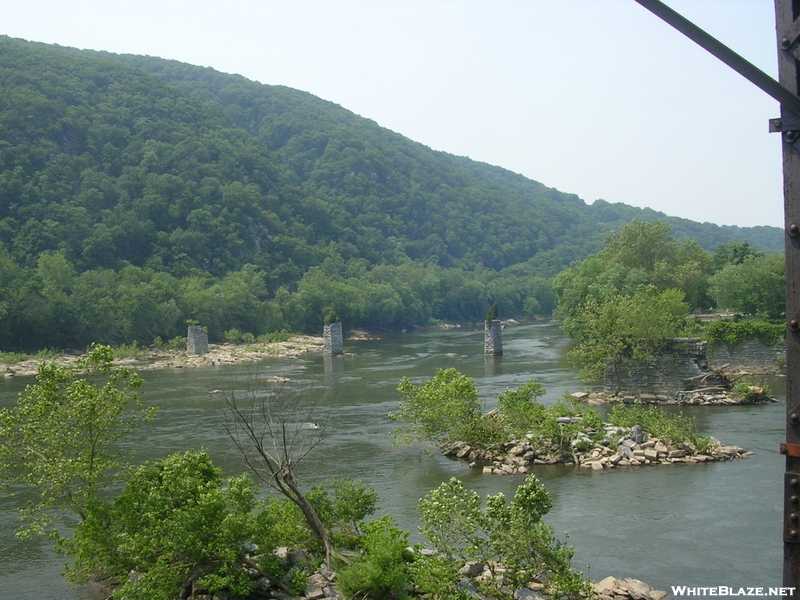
[0,322,786,598]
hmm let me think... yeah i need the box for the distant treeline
[0,36,783,351]
[0,252,555,351]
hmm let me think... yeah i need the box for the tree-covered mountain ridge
[0,36,783,350]
[80,44,782,254]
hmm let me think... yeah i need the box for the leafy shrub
[151,336,187,351]
[580,406,604,430]
[730,377,772,401]
[496,380,546,437]
[309,478,379,547]
[113,342,147,358]
[418,476,589,598]
[167,336,187,350]
[391,368,485,447]
[408,553,470,600]
[222,329,257,344]
[0,350,28,362]
[337,516,412,599]
[485,303,499,322]
[609,401,701,446]
[70,450,272,600]
[392,372,602,452]
[223,328,245,343]
[257,330,292,344]
[0,344,150,539]
[260,494,318,551]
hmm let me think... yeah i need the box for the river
[0,322,785,598]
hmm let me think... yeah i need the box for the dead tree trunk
[220,378,334,569]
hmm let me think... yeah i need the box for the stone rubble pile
[444,423,751,476]
[227,559,666,600]
[593,576,668,600]
[674,389,776,405]
[144,542,666,600]
[576,390,776,406]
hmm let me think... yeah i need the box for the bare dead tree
[219,375,335,568]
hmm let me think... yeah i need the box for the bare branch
[217,370,335,568]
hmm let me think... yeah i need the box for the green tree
[71,450,290,600]
[390,368,484,447]
[485,302,499,322]
[310,477,379,542]
[418,476,588,598]
[708,252,785,320]
[553,220,712,327]
[602,219,679,271]
[713,240,764,271]
[567,285,691,380]
[337,516,412,600]
[496,380,547,438]
[0,344,154,538]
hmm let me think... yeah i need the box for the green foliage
[730,377,773,401]
[485,302,499,322]
[0,37,781,351]
[391,372,603,454]
[161,335,187,350]
[112,341,147,358]
[222,328,257,344]
[0,344,153,538]
[324,311,340,324]
[257,330,293,344]
[391,368,484,447]
[567,285,692,380]
[554,220,712,324]
[418,476,589,598]
[337,516,412,600]
[713,240,764,271]
[708,253,785,321]
[553,220,720,380]
[308,478,379,546]
[579,405,604,430]
[70,450,272,600]
[261,494,318,550]
[408,554,471,600]
[0,350,27,362]
[496,380,546,438]
[703,318,785,351]
[609,401,707,448]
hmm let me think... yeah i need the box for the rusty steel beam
[776,0,800,591]
[631,0,800,589]
[633,0,800,118]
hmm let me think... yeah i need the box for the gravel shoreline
[1,335,324,379]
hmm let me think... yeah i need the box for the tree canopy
[709,252,785,320]
[553,220,785,380]
[0,344,154,537]
[0,36,784,350]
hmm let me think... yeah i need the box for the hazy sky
[2,1,786,228]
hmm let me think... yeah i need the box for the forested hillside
[0,36,784,351]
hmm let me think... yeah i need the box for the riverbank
[576,389,778,406]
[1,335,324,378]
